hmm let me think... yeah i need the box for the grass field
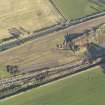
[1,66,105,105]
[0,64,10,77]
[0,0,63,40]
[0,70,10,77]
[54,0,105,19]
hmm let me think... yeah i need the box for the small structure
[57,32,85,52]
[6,65,18,75]
[8,27,22,38]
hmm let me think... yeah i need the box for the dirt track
[0,15,105,72]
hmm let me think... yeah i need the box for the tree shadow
[86,43,105,73]
[64,32,84,42]
[87,43,105,73]
[87,43,105,59]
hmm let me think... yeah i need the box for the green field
[55,0,105,19]
[0,65,10,77]
[1,66,105,105]
[0,70,10,77]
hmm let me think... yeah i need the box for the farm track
[0,57,105,99]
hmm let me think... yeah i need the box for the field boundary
[49,0,67,20]
[0,66,99,102]
[0,57,104,99]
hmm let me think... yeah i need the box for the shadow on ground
[85,42,105,73]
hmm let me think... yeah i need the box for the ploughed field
[1,66,105,105]
[54,0,105,19]
[0,0,63,40]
